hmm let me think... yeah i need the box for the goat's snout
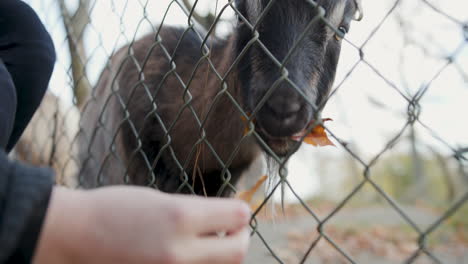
[257,87,313,138]
[265,95,302,118]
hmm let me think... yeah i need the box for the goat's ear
[353,0,364,21]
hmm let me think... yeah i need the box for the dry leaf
[240,114,254,136]
[240,114,249,135]
[236,175,268,203]
[240,114,335,147]
[293,118,335,147]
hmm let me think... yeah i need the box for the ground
[245,203,468,264]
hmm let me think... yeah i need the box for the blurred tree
[372,152,461,203]
[393,3,468,201]
[455,147,468,186]
[182,0,217,30]
[57,0,91,107]
[427,145,456,201]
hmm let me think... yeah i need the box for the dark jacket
[0,0,56,262]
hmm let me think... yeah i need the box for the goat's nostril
[285,102,302,114]
[258,101,311,138]
[266,100,302,117]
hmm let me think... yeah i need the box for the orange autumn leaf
[240,114,251,135]
[240,113,334,147]
[236,175,268,203]
[301,118,335,147]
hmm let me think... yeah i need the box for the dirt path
[245,205,468,264]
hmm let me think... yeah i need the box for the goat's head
[235,0,361,156]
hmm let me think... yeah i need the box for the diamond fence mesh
[16,0,468,263]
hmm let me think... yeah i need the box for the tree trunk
[57,0,91,107]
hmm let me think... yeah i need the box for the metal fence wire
[17,0,468,263]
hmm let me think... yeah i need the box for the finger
[175,195,251,235]
[183,228,251,264]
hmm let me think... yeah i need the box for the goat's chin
[256,130,298,157]
[253,119,308,157]
[266,138,297,157]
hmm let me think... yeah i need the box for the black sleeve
[0,151,54,263]
[0,1,57,262]
[0,0,56,152]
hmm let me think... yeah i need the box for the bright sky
[27,0,468,201]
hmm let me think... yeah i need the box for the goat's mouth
[256,129,297,157]
[249,101,313,156]
[255,121,312,157]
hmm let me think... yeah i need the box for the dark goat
[79,0,361,196]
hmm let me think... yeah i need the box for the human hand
[34,186,251,264]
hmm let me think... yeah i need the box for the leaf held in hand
[236,175,268,203]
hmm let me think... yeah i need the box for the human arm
[34,186,251,264]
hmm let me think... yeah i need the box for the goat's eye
[334,26,348,41]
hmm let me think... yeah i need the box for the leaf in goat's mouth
[240,114,334,147]
[291,118,335,147]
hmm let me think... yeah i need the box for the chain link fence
[16,0,468,263]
